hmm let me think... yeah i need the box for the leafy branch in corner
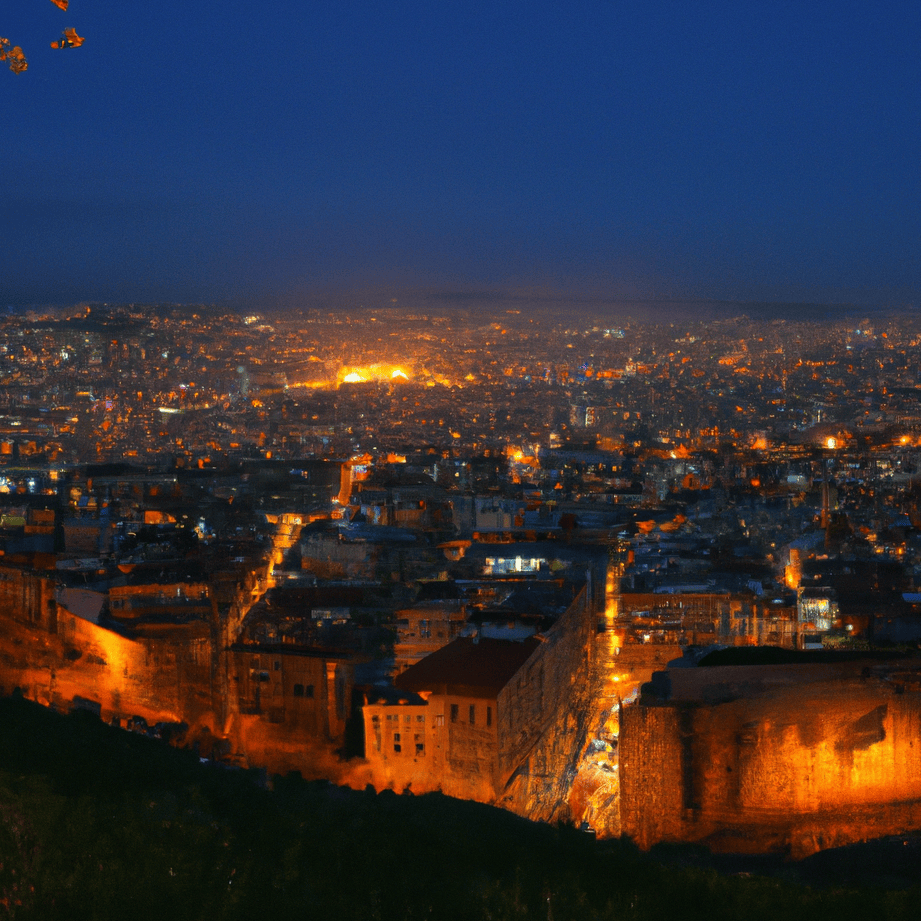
[1,0,84,74]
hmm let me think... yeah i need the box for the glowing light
[339,365,413,386]
[826,436,838,449]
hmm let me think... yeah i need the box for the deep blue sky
[3,1,921,309]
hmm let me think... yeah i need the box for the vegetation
[0,694,920,920]
[2,0,83,74]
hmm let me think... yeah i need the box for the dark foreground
[0,695,920,920]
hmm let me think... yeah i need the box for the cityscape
[2,301,921,864]
[6,2,921,916]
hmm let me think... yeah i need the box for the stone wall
[620,661,921,856]
[496,585,596,823]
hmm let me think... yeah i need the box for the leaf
[48,0,69,10]
[51,28,85,50]
[0,39,28,74]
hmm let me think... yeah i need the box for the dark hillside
[0,695,919,920]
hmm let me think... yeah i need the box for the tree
[1,0,84,74]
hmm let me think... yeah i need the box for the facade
[393,600,467,675]
[363,635,541,800]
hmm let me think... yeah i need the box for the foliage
[2,0,82,73]
[0,695,920,920]
[50,28,83,50]
[0,37,27,74]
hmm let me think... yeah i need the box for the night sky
[3,1,921,310]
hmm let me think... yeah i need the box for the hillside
[0,694,920,920]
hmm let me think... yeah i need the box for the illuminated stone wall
[496,586,607,825]
[0,600,205,728]
[620,661,921,856]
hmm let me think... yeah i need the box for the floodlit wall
[620,662,921,856]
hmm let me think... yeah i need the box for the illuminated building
[362,585,593,808]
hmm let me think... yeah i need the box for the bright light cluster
[339,365,411,386]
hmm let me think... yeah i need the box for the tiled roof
[395,635,540,699]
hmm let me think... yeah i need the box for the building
[362,584,593,804]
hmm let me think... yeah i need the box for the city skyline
[4,1,921,311]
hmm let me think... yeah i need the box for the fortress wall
[0,606,191,724]
[619,705,686,849]
[620,665,921,855]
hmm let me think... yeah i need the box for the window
[469,705,476,725]
[414,734,424,755]
[435,714,444,728]
[486,706,492,727]
[274,660,281,671]
[393,732,401,753]
[450,704,458,723]
[420,619,431,638]
[293,683,304,697]
[304,684,314,699]
[371,715,381,752]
